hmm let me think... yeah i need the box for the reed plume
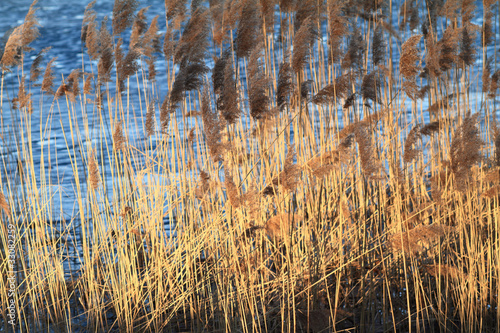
[307,134,354,178]
[461,0,476,25]
[400,34,422,100]
[372,25,385,67]
[145,101,156,138]
[342,24,364,71]
[201,86,225,163]
[295,0,319,32]
[259,0,276,32]
[450,113,483,192]
[212,49,230,94]
[481,186,500,199]
[129,7,149,49]
[236,0,260,59]
[265,213,293,241]
[88,149,101,190]
[292,17,316,73]
[160,96,171,133]
[220,56,240,124]
[81,0,96,43]
[1,0,40,69]
[141,16,162,58]
[399,0,419,31]
[482,0,494,46]
[279,0,296,12]
[424,38,442,78]
[97,18,114,84]
[83,73,94,95]
[361,70,381,104]
[113,121,126,151]
[489,70,500,98]
[420,121,441,136]
[174,7,209,67]
[14,76,31,111]
[224,165,241,208]
[195,170,211,199]
[0,192,10,215]
[262,144,300,195]
[165,0,187,21]
[276,59,294,111]
[354,125,382,178]
[41,57,57,95]
[389,224,454,255]
[163,29,175,61]
[459,25,476,67]
[82,4,100,60]
[112,0,138,36]
[404,124,422,163]
[248,43,270,120]
[328,0,349,64]
[439,25,460,72]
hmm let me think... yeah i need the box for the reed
[1,0,500,332]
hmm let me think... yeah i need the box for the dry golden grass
[1,0,500,332]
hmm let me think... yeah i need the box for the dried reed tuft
[97,18,114,84]
[112,0,139,36]
[41,57,57,95]
[29,47,50,83]
[201,86,225,163]
[277,59,294,111]
[279,144,301,192]
[420,121,441,136]
[195,170,211,199]
[389,224,454,255]
[83,73,94,95]
[224,166,241,208]
[401,34,422,79]
[129,7,149,49]
[439,25,460,72]
[372,25,386,67]
[404,125,422,163]
[481,186,500,198]
[361,70,381,103]
[248,43,270,120]
[88,149,101,190]
[292,17,316,73]
[220,56,240,124]
[279,0,296,12]
[81,0,96,43]
[450,113,483,192]
[165,0,187,21]
[265,213,293,240]
[328,0,349,64]
[236,0,260,59]
[354,125,382,178]
[145,101,156,138]
[113,121,126,151]
[140,16,162,59]
[163,29,175,61]
[399,0,417,30]
[174,7,209,67]
[312,73,353,104]
[212,49,230,95]
[16,76,32,110]
[459,25,476,67]
[307,134,354,178]
[0,192,10,215]
[342,24,365,71]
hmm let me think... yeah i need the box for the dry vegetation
[1,0,500,331]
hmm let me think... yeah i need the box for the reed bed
[1,0,500,331]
